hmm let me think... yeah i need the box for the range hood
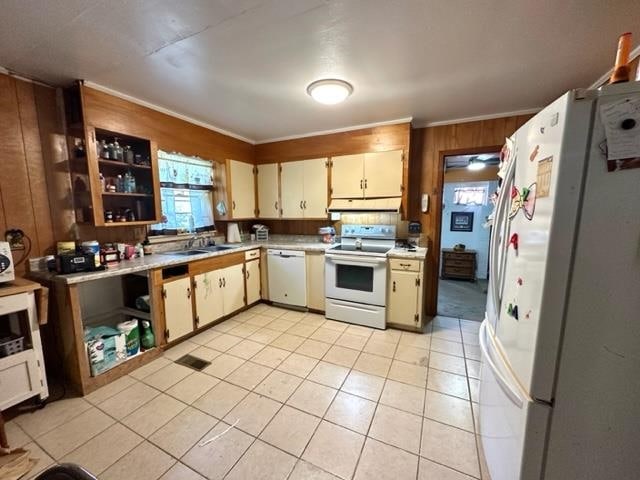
[327,197,401,212]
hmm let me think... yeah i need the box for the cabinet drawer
[389,258,420,272]
[443,252,475,261]
[443,266,475,277]
[444,259,474,268]
[245,249,260,261]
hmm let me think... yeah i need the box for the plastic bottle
[140,320,155,349]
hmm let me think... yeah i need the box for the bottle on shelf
[106,142,115,160]
[99,172,106,192]
[116,174,124,192]
[140,320,155,349]
[113,137,124,161]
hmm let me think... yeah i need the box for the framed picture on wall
[451,211,474,232]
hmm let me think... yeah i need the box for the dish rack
[255,228,269,241]
[0,335,25,357]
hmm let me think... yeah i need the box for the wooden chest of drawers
[441,249,477,281]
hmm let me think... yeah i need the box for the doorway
[436,150,500,321]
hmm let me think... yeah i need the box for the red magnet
[511,186,518,199]
[517,277,523,285]
[509,233,519,250]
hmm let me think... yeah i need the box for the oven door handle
[325,253,387,265]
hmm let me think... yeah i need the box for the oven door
[325,253,387,306]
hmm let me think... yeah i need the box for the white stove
[325,224,396,329]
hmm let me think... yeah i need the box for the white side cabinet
[0,283,49,411]
[305,252,325,311]
[387,258,426,330]
[229,159,256,219]
[331,150,403,199]
[280,158,328,219]
[162,276,194,342]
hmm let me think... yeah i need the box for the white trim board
[254,117,413,144]
[413,108,542,129]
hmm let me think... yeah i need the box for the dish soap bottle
[140,320,155,349]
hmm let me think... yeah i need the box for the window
[150,151,215,236]
[453,186,487,205]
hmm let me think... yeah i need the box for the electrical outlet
[4,229,25,250]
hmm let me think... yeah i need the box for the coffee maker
[407,221,421,247]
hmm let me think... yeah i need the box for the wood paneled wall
[0,73,70,274]
[443,165,500,183]
[80,85,254,163]
[411,114,533,316]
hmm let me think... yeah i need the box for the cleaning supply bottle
[140,320,155,349]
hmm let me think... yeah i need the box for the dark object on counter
[453,243,466,251]
[408,221,422,234]
[100,245,121,266]
[55,253,98,274]
[34,463,98,480]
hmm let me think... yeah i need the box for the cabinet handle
[303,200,307,209]
[400,263,411,268]
[186,287,191,299]
[360,179,363,190]
[219,278,222,288]
[232,200,236,210]
[222,277,226,287]
[274,201,278,211]
[246,269,250,279]
[364,178,368,189]
[300,200,303,210]
[393,281,396,292]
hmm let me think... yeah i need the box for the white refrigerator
[479,81,640,480]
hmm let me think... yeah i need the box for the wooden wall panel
[0,73,60,274]
[411,113,534,316]
[255,123,410,163]
[80,85,254,163]
[444,166,500,183]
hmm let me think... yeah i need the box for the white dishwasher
[267,249,307,307]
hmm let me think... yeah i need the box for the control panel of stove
[340,224,396,239]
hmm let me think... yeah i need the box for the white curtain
[453,186,487,205]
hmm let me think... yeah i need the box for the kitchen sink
[197,245,235,252]
[161,249,208,256]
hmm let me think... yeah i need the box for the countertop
[30,241,427,285]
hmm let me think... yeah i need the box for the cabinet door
[331,154,364,198]
[260,249,269,300]
[387,270,420,327]
[163,277,194,341]
[303,158,328,218]
[305,252,325,311]
[257,163,280,219]
[280,161,305,218]
[229,160,256,218]
[194,270,224,328]
[364,150,403,198]
[222,263,246,315]
[245,259,261,305]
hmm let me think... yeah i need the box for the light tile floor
[8,305,487,480]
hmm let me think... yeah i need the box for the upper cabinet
[228,159,256,219]
[256,163,280,219]
[280,158,328,219]
[330,150,404,199]
[71,126,162,226]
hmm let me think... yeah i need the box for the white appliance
[325,224,395,329]
[480,81,640,480]
[267,249,306,307]
[0,241,15,283]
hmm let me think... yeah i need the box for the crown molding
[413,108,542,129]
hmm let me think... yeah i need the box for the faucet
[186,215,197,249]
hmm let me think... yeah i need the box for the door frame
[429,145,502,316]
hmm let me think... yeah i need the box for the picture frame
[451,211,474,232]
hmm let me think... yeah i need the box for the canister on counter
[81,240,101,268]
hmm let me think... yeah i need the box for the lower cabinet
[387,258,426,330]
[193,270,224,328]
[222,263,246,314]
[163,276,195,342]
[306,252,325,311]
[246,259,261,305]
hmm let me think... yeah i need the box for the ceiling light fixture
[307,79,353,105]
[467,158,486,171]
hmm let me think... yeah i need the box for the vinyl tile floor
[437,279,488,322]
[8,305,488,480]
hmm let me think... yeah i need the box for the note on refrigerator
[599,97,640,161]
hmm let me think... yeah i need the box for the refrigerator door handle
[480,319,524,408]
